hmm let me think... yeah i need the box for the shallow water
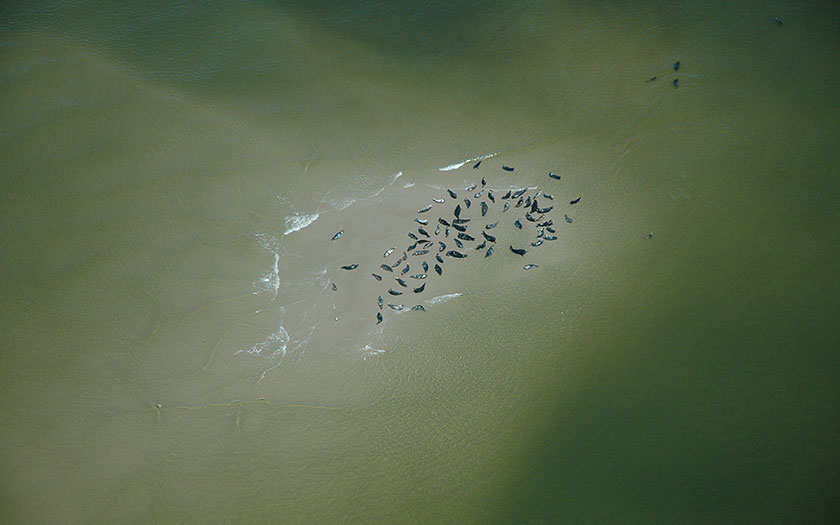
[1,1,839,522]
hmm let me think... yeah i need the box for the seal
[672,78,678,88]
[543,193,553,200]
[548,172,561,180]
[485,245,494,257]
[523,264,539,270]
[503,201,511,212]
[412,304,426,311]
[509,245,527,256]
[482,231,496,242]
[502,190,512,199]
[454,204,462,218]
[331,230,344,241]
[341,264,359,270]
[488,191,495,203]
[413,283,425,293]
[481,177,487,187]
[564,214,573,223]
[418,227,430,237]
[432,198,445,204]
[473,160,481,169]
[396,277,408,287]
[388,304,403,311]
[531,240,543,247]
[674,61,680,72]
[446,250,467,258]
[408,232,418,240]
[401,264,410,275]
[502,165,514,171]
[481,201,488,216]
[435,253,443,263]
[372,273,383,281]
[447,189,458,199]
[410,273,426,280]
[476,240,486,250]
[457,232,475,241]
[434,224,440,235]
[388,288,403,296]
[383,247,395,258]
[464,198,471,208]
[454,238,464,249]
[434,263,443,275]
[512,188,527,199]
[514,219,523,229]
[474,189,484,198]
[486,221,499,229]
[378,296,383,309]
[438,241,446,252]
[438,217,451,226]
[453,218,470,224]
[569,196,581,205]
[543,235,557,241]
[407,242,417,251]
[331,283,337,291]
[452,223,467,233]
[412,250,429,256]
[422,261,429,272]
[376,312,383,324]
[414,219,428,225]
[418,204,433,213]
[536,205,553,214]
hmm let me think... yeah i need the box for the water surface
[1,1,839,522]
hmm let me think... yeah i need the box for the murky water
[2,1,839,522]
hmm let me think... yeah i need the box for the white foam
[253,233,281,298]
[438,152,499,171]
[237,324,289,359]
[426,293,463,305]
[359,344,385,360]
[283,213,320,235]
[369,171,404,200]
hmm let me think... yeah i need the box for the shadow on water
[486,195,840,521]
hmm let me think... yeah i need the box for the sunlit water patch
[240,158,586,374]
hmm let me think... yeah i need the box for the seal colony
[328,161,582,326]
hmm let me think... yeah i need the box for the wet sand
[261,159,577,364]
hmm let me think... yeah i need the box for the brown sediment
[273,171,567,360]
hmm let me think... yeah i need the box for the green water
[2,1,839,522]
